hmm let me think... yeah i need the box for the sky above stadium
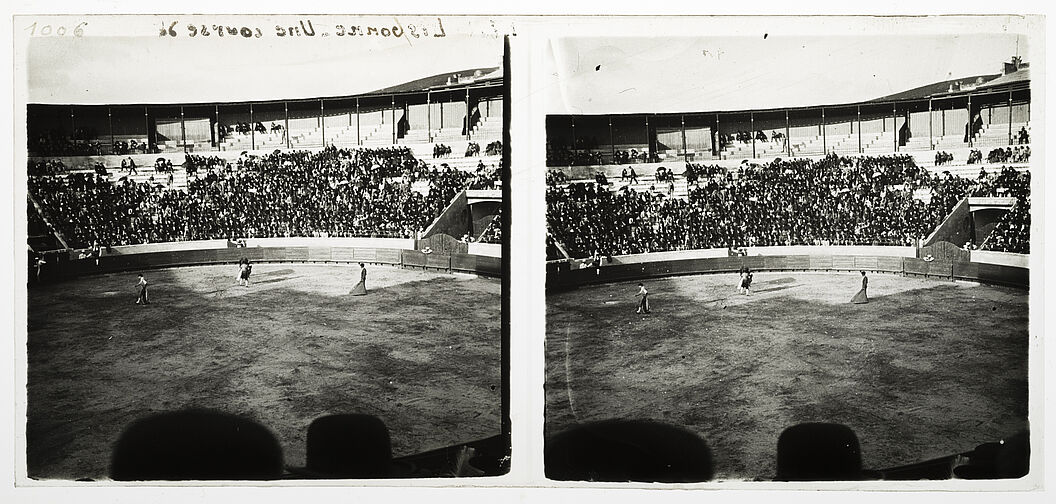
[21,15,503,104]
[545,23,1033,114]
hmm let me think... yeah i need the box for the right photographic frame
[542,16,1039,485]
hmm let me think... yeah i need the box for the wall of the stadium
[358,109,386,126]
[592,246,915,267]
[684,126,712,154]
[106,239,232,255]
[1011,103,1030,124]
[441,101,468,130]
[481,98,503,118]
[467,242,501,258]
[547,248,1027,290]
[42,244,501,280]
[247,237,415,249]
[289,116,322,131]
[100,237,416,255]
[423,191,471,239]
[858,117,888,135]
[970,250,1028,269]
[655,128,682,154]
[406,103,428,131]
[323,112,352,129]
[182,119,212,144]
[984,105,1011,124]
[218,107,252,126]
[155,120,183,143]
[597,248,729,265]
[944,108,969,138]
[907,111,929,139]
[751,245,916,258]
[823,119,853,138]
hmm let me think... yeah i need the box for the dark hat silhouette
[110,409,283,480]
[545,418,713,482]
[291,414,397,479]
[776,422,863,481]
[954,430,1030,479]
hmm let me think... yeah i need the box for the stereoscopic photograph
[20,14,508,481]
[543,18,1035,483]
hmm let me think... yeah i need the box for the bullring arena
[544,50,1032,481]
[25,67,507,480]
[546,258,1028,481]
[29,255,501,480]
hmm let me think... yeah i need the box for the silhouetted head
[776,423,863,481]
[298,414,394,479]
[545,419,713,483]
[110,409,283,481]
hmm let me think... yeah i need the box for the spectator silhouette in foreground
[545,419,713,482]
[776,423,864,481]
[289,414,398,479]
[110,409,283,480]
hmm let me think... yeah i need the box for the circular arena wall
[37,237,502,281]
[547,245,1027,290]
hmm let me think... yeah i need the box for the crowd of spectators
[987,146,1030,164]
[29,146,499,249]
[433,144,453,158]
[485,141,503,157]
[967,149,983,164]
[547,153,1031,259]
[1016,126,1030,145]
[112,139,151,156]
[31,133,106,157]
[934,151,954,166]
[547,140,604,166]
[719,130,774,148]
[29,160,68,176]
[976,165,1031,254]
[477,210,502,244]
[219,122,280,139]
[613,149,652,165]
[184,154,228,175]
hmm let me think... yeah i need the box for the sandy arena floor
[26,263,502,480]
[545,271,1029,481]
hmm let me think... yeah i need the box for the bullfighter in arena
[851,271,869,304]
[135,274,150,305]
[739,268,754,295]
[351,263,368,296]
[635,282,650,314]
[238,258,253,287]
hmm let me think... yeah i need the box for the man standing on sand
[635,282,650,314]
[351,262,368,296]
[135,273,150,305]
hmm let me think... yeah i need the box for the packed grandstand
[547,155,1030,258]
[545,58,1032,260]
[29,147,499,249]
[26,75,504,257]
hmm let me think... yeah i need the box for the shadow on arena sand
[545,272,1028,481]
[27,264,501,480]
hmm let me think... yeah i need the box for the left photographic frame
[16,14,510,483]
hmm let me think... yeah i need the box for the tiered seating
[29,147,501,249]
[470,116,502,142]
[973,121,1030,148]
[721,139,787,159]
[547,154,1030,258]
